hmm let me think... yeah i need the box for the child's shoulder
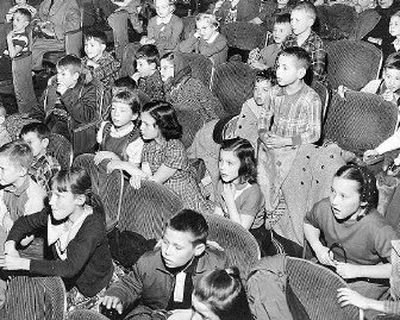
[308,31,324,47]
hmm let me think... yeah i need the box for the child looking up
[20,122,61,193]
[5,0,36,23]
[178,13,228,66]
[282,2,327,82]
[131,44,165,101]
[141,0,183,56]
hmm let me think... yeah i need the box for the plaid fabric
[138,70,165,101]
[282,31,327,83]
[82,51,120,88]
[48,133,73,170]
[29,153,61,193]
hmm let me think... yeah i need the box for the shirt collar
[206,32,219,44]
[157,14,172,25]
[5,176,30,196]
[110,122,135,138]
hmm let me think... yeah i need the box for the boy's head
[136,44,160,77]
[273,13,292,44]
[84,30,107,60]
[254,69,276,106]
[378,0,394,9]
[276,47,311,87]
[20,122,51,158]
[383,53,400,93]
[290,2,316,36]
[390,11,400,38]
[196,13,219,41]
[111,90,141,128]
[0,140,32,186]
[12,8,31,33]
[112,76,138,95]
[357,0,376,10]
[56,55,82,89]
[155,0,175,19]
[162,209,208,268]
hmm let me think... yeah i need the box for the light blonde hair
[196,13,219,28]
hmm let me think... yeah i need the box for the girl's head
[196,13,219,41]
[330,164,378,221]
[160,52,176,82]
[219,138,257,185]
[390,11,400,38]
[154,0,174,18]
[50,167,103,221]
[111,90,141,128]
[383,53,400,93]
[140,101,182,141]
[192,268,252,320]
[254,69,276,106]
[377,0,393,9]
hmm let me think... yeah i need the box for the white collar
[110,122,135,138]
[157,14,172,25]
[393,38,400,52]
[206,32,219,44]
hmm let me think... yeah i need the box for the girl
[304,164,398,300]
[177,13,228,66]
[382,11,400,63]
[0,167,114,310]
[160,51,221,147]
[126,100,212,214]
[191,267,253,320]
[214,138,269,254]
[141,0,183,56]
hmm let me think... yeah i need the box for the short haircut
[20,122,51,140]
[113,76,138,93]
[255,68,277,86]
[275,13,291,25]
[112,90,141,114]
[15,8,32,23]
[84,29,107,46]
[392,10,400,19]
[142,100,182,140]
[385,52,400,71]
[0,140,33,170]
[292,1,317,22]
[136,44,160,67]
[167,209,209,246]
[279,46,311,71]
[196,13,219,28]
[57,54,82,75]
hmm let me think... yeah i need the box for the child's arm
[304,222,335,266]
[365,129,400,158]
[311,39,327,81]
[6,31,26,59]
[177,32,199,53]
[337,288,387,313]
[90,57,121,83]
[335,262,391,280]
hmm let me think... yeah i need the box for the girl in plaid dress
[127,100,212,213]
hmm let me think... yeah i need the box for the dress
[142,139,211,213]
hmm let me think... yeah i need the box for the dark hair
[84,29,107,46]
[220,138,257,184]
[193,267,253,320]
[136,44,160,67]
[384,52,400,71]
[334,164,379,214]
[112,90,141,114]
[292,1,317,21]
[279,46,311,71]
[20,122,51,140]
[57,54,82,75]
[142,100,182,140]
[167,209,209,245]
[0,140,33,170]
[113,76,138,94]
[15,8,32,22]
[275,13,291,25]
[255,68,277,86]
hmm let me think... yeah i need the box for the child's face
[277,0,290,7]
[276,54,303,87]
[12,12,29,32]
[219,149,241,183]
[160,59,174,82]
[49,187,84,221]
[253,79,272,106]
[155,0,173,18]
[136,58,156,77]
[22,132,48,158]
[273,22,292,44]
[357,0,373,8]
[196,20,217,41]
[111,101,136,128]
[15,0,27,5]
[0,156,24,186]
[329,177,364,221]
[57,67,79,89]
[84,38,106,60]
[161,227,202,268]
[378,0,393,8]
[140,111,160,140]
[383,67,400,93]
[290,9,314,36]
[390,16,400,38]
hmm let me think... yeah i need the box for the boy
[131,44,164,101]
[6,0,36,23]
[281,2,327,82]
[20,122,61,193]
[101,209,228,319]
[82,29,121,88]
[249,13,292,70]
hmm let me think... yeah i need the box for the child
[354,0,376,13]
[177,13,228,66]
[20,122,61,193]
[249,0,295,31]
[281,1,327,82]
[213,0,261,25]
[0,167,114,311]
[82,30,121,88]
[141,0,183,56]
[248,13,292,70]
[101,209,228,318]
[382,10,400,62]
[304,164,397,301]
[192,267,253,320]
[214,138,270,256]
[126,101,212,214]
[0,105,11,148]
[131,44,165,101]
[5,0,36,23]
[6,8,37,114]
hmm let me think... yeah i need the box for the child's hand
[94,151,119,165]
[193,31,201,39]
[263,133,291,149]
[382,89,395,102]
[367,37,382,46]
[250,61,267,70]
[100,296,123,315]
[106,159,125,174]
[248,17,263,25]
[6,31,14,41]
[314,244,336,266]
[167,309,192,320]
[85,59,99,69]
[129,175,143,189]
[337,288,371,310]
[130,72,141,83]
[140,36,149,45]
[0,255,30,271]
[363,149,379,162]
[2,215,13,233]
[335,262,359,279]
[56,83,69,96]
[221,183,235,204]
[337,85,347,99]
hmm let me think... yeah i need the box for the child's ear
[297,67,306,80]
[42,137,50,150]
[193,243,206,257]
[73,72,80,82]
[75,194,86,206]
[100,43,106,52]
[18,165,28,178]
[131,113,139,121]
